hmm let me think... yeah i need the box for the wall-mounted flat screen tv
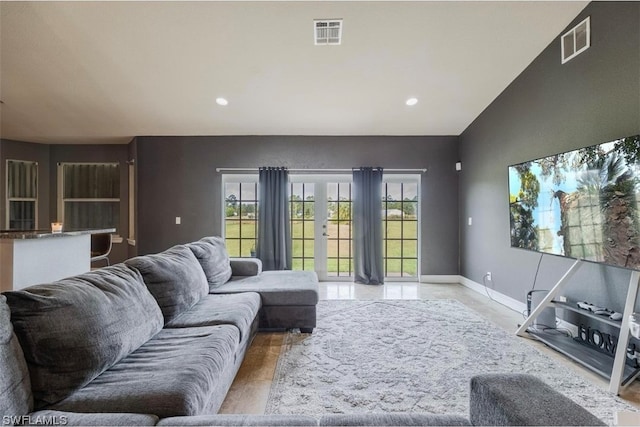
[509,134,640,270]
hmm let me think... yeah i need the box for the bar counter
[0,228,115,292]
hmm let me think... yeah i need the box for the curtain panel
[7,161,38,230]
[62,163,120,230]
[7,160,37,199]
[63,164,119,199]
[353,167,384,284]
[257,167,292,270]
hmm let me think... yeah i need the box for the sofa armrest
[469,374,605,426]
[229,258,262,277]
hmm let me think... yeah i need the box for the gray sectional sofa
[0,236,605,426]
[1,236,318,419]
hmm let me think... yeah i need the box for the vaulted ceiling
[0,1,588,144]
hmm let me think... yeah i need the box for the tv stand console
[516,259,640,394]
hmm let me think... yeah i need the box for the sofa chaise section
[212,268,319,333]
[186,236,319,333]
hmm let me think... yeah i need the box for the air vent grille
[314,19,342,45]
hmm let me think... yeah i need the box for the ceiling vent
[561,16,590,64]
[314,19,342,45]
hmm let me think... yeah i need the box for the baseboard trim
[420,275,461,284]
[458,276,527,315]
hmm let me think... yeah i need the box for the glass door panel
[326,182,353,278]
[289,176,352,281]
[290,183,315,271]
[288,174,420,280]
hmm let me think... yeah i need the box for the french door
[223,173,420,281]
[290,175,353,281]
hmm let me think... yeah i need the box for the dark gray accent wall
[134,135,459,275]
[459,2,640,311]
[0,139,51,230]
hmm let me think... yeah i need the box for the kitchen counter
[0,228,116,292]
[0,228,115,239]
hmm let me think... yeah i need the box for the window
[223,175,258,257]
[561,16,590,64]
[128,162,135,244]
[58,163,120,231]
[221,172,421,279]
[6,160,38,230]
[382,177,419,278]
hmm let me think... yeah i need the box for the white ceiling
[0,1,588,145]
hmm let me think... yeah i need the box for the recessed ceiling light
[406,97,418,106]
[216,97,228,106]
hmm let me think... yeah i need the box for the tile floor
[219,281,640,418]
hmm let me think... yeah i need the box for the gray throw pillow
[4,265,163,407]
[187,236,232,289]
[0,295,33,417]
[125,245,209,323]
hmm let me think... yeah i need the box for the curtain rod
[216,168,427,174]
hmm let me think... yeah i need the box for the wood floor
[219,281,640,420]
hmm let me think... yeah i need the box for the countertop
[0,228,116,240]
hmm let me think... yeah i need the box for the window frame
[128,162,135,245]
[5,159,38,230]
[57,162,121,233]
[221,172,421,279]
[221,174,259,257]
[381,174,421,279]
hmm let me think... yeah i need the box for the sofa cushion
[469,374,605,426]
[49,325,241,418]
[319,413,471,426]
[230,258,263,277]
[4,265,163,407]
[22,410,159,426]
[126,245,209,323]
[166,293,261,341]
[210,270,319,306]
[157,414,319,426]
[0,295,33,417]
[187,237,233,289]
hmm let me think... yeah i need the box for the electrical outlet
[175,217,181,225]
[486,271,492,281]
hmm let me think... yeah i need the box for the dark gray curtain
[257,167,292,270]
[353,167,384,284]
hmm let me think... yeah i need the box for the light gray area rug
[265,300,638,424]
